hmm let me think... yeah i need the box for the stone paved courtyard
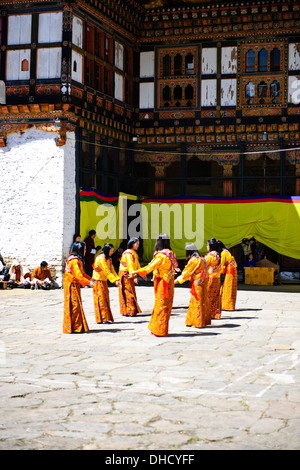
[0,284,299,450]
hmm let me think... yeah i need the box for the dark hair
[217,240,226,251]
[127,237,139,249]
[207,238,221,253]
[40,261,48,268]
[186,249,200,259]
[73,233,81,242]
[101,243,114,259]
[89,229,96,236]
[155,233,171,252]
[71,241,86,261]
[185,242,199,259]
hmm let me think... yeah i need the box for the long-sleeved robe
[63,256,91,333]
[136,250,177,336]
[176,255,207,328]
[205,250,222,322]
[220,249,237,311]
[118,249,141,316]
[92,253,119,323]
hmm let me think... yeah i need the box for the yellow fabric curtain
[80,191,138,251]
[142,197,300,260]
[80,190,300,261]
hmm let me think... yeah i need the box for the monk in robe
[175,243,207,329]
[63,241,95,334]
[218,241,238,311]
[131,233,178,337]
[205,238,222,322]
[118,237,144,316]
[92,243,121,324]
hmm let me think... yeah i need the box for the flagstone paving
[0,284,299,450]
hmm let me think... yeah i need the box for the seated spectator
[31,261,52,290]
[8,262,31,289]
[244,253,256,267]
[0,253,10,282]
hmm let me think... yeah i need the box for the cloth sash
[155,277,169,298]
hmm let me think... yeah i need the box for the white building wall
[0,127,76,285]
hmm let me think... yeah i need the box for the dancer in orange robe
[219,241,238,311]
[63,241,95,334]
[92,243,121,323]
[205,238,222,322]
[175,244,207,329]
[131,233,178,337]
[118,238,143,316]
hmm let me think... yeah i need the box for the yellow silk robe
[136,251,176,337]
[176,256,207,328]
[92,253,120,323]
[220,249,237,311]
[63,256,90,333]
[205,250,222,321]
[118,249,141,316]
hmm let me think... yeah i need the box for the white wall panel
[38,12,63,43]
[140,51,155,78]
[201,79,217,106]
[221,79,236,106]
[6,50,30,80]
[114,72,124,101]
[37,48,62,79]
[221,47,237,73]
[288,76,300,104]
[201,48,217,74]
[8,15,32,45]
[115,42,124,70]
[72,16,83,48]
[140,82,154,108]
[71,50,83,83]
[289,43,300,71]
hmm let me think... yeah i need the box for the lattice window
[258,49,268,72]
[246,50,255,72]
[271,48,281,71]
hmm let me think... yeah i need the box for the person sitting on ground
[8,261,31,289]
[31,261,52,290]
[0,253,10,282]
